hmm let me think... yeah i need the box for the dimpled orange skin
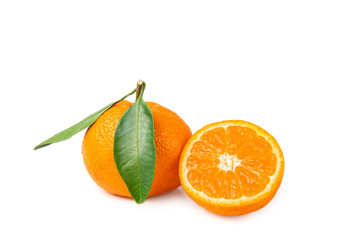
[82,100,192,198]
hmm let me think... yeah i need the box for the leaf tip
[33,143,50,150]
[134,197,146,204]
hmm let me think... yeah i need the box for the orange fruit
[179,120,284,216]
[82,100,192,198]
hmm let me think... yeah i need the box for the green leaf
[34,88,136,150]
[113,96,156,204]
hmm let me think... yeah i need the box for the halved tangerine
[179,120,284,216]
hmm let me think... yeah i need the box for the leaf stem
[136,80,146,100]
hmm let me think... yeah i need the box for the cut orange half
[179,120,284,216]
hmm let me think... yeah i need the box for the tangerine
[179,120,284,216]
[82,100,192,198]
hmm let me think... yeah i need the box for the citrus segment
[241,152,277,176]
[203,170,225,198]
[199,127,227,155]
[190,141,218,158]
[187,167,219,192]
[186,154,219,171]
[235,166,270,197]
[223,171,242,199]
[179,120,284,216]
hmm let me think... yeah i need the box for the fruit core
[218,153,242,172]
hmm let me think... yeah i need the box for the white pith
[218,153,242,172]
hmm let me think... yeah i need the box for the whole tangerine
[82,100,192,198]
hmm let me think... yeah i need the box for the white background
[1,1,359,239]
